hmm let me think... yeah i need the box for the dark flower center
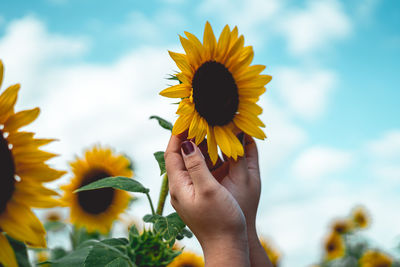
[77,169,115,214]
[0,130,16,215]
[192,61,239,126]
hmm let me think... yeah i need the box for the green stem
[146,192,156,215]
[156,173,169,215]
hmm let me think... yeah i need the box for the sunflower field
[0,18,399,267]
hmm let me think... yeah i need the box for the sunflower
[331,219,353,234]
[0,60,65,267]
[351,206,370,229]
[359,250,393,267]
[61,145,133,234]
[160,22,271,164]
[324,232,345,260]
[167,251,204,267]
[260,237,281,267]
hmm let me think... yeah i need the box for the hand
[164,134,250,267]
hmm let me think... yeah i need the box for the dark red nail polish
[182,141,194,155]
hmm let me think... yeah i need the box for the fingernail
[237,132,244,144]
[181,141,195,155]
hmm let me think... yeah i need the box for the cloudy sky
[0,0,399,265]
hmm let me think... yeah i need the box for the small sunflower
[351,206,370,229]
[0,60,65,267]
[331,219,353,234]
[260,237,281,267]
[324,232,345,260]
[167,251,204,267]
[160,22,271,164]
[61,145,133,234]
[359,250,393,267]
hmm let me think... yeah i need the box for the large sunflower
[167,251,204,267]
[0,60,65,267]
[160,22,271,164]
[61,145,133,234]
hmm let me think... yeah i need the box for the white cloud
[274,67,336,120]
[280,0,352,55]
[292,146,353,181]
[368,130,400,160]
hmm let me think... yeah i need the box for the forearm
[247,223,273,267]
[201,233,250,267]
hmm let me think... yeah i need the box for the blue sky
[1,0,399,266]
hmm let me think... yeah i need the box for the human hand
[164,134,250,267]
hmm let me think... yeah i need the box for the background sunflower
[61,145,133,234]
[160,22,271,164]
[0,60,65,267]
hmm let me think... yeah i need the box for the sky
[0,0,399,265]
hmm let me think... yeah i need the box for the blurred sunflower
[352,206,370,229]
[359,250,392,267]
[160,22,271,164]
[260,237,281,267]
[331,219,353,234]
[324,232,345,260]
[0,60,65,267]
[61,145,133,234]
[167,251,204,267]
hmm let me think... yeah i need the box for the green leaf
[44,221,66,232]
[51,247,68,260]
[142,214,162,223]
[84,242,132,267]
[49,246,92,267]
[74,176,149,194]
[153,151,166,175]
[6,235,31,267]
[149,115,173,131]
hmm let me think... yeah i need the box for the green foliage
[44,221,66,232]
[128,226,180,267]
[153,151,166,176]
[143,212,191,246]
[149,116,173,131]
[6,235,31,267]
[74,176,149,194]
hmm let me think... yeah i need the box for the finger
[244,135,259,173]
[165,134,192,197]
[181,140,219,191]
[211,161,229,182]
[227,132,248,179]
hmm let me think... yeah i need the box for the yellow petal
[235,65,266,83]
[238,87,266,98]
[180,35,202,68]
[188,112,201,139]
[172,113,193,135]
[184,31,205,61]
[206,126,218,165]
[230,26,239,48]
[239,109,265,127]
[203,21,217,60]
[214,126,231,157]
[229,46,254,74]
[176,99,194,115]
[195,117,207,145]
[216,25,231,62]
[223,35,244,65]
[233,114,266,140]
[13,149,58,165]
[237,74,272,88]
[0,84,20,120]
[0,234,18,267]
[238,100,263,116]
[160,84,191,98]
[168,51,192,74]
[17,164,66,182]
[4,108,40,133]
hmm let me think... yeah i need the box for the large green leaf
[48,246,92,267]
[153,151,166,175]
[84,242,132,267]
[74,177,149,194]
[6,235,31,267]
[143,213,186,246]
[149,116,173,131]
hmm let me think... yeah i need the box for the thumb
[181,140,218,190]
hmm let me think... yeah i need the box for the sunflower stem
[146,192,156,215]
[156,173,169,215]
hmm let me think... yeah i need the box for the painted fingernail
[181,141,195,155]
[237,132,244,144]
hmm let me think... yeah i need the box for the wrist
[200,232,250,267]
